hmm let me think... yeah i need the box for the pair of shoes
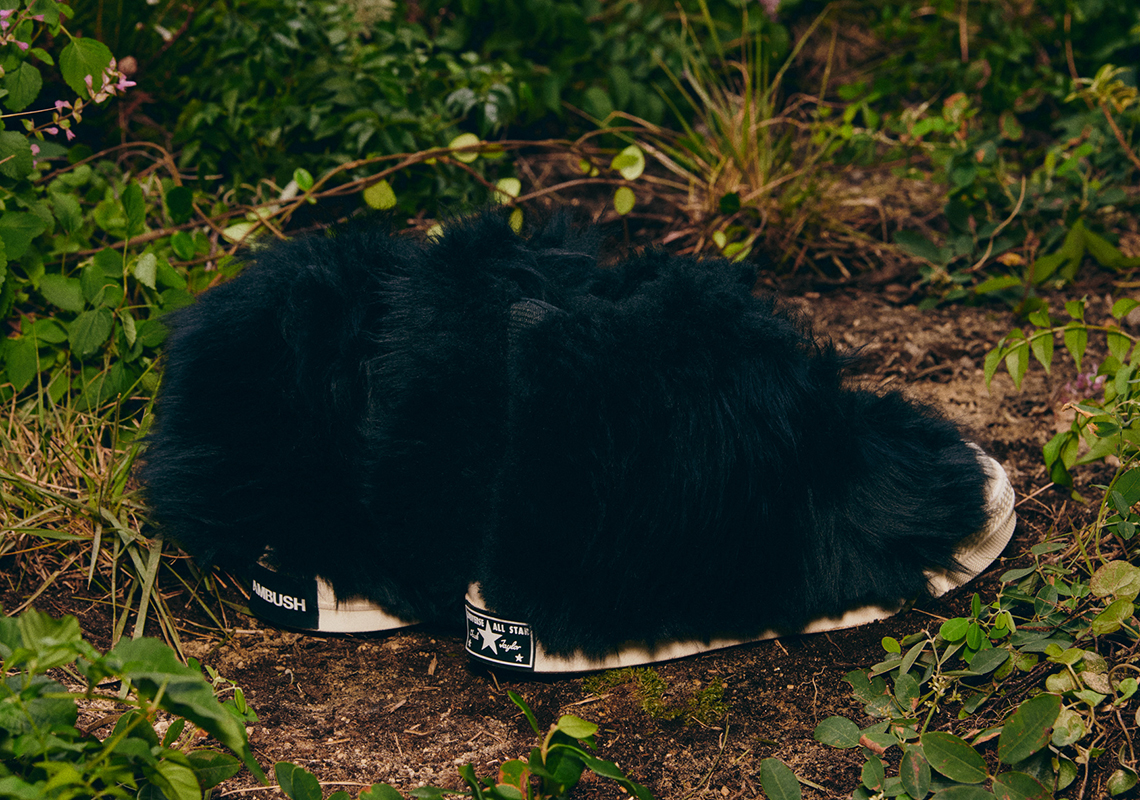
[141,211,1016,672]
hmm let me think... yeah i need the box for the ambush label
[465,602,535,671]
[248,561,320,630]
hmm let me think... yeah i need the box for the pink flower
[45,126,58,134]
[0,9,13,18]
[32,14,43,21]
[29,143,39,154]
[117,77,136,92]
[16,40,27,50]
[55,100,71,111]
[84,74,94,91]
[65,129,75,141]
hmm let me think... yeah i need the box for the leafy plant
[0,606,265,799]
[582,666,729,725]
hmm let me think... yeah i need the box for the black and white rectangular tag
[248,561,320,631]
[465,601,535,670]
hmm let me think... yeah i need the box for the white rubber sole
[247,559,417,633]
[464,451,1017,673]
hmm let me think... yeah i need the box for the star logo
[476,620,502,654]
[515,653,525,662]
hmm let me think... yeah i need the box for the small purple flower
[0,9,13,18]
[16,40,27,50]
[45,126,58,135]
[65,128,75,141]
[29,143,39,154]
[55,100,71,111]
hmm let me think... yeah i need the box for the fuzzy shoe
[141,213,602,633]
[464,254,1016,671]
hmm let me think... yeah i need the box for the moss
[583,667,729,724]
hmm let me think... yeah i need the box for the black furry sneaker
[463,261,1017,673]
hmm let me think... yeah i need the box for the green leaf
[862,754,885,790]
[997,694,1060,764]
[613,186,635,215]
[1091,598,1134,636]
[59,37,114,100]
[1030,252,1066,283]
[1089,561,1140,601]
[921,731,988,783]
[1063,324,1087,373]
[984,348,1002,388]
[448,133,481,163]
[895,230,944,264]
[759,758,802,800]
[1108,768,1138,795]
[123,182,145,238]
[186,750,241,791]
[1029,333,1053,373]
[556,715,598,739]
[40,273,85,312]
[1004,339,1029,390]
[51,192,83,233]
[610,145,645,180]
[28,318,67,344]
[974,275,1022,294]
[293,168,314,192]
[150,759,201,800]
[1050,707,1085,747]
[992,771,1051,800]
[68,308,113,357]
[134,252,158,289]
[171,231,196,261]
[363,179,397,210]
[929,784,995,798]
[901,745,931,799]
[941,618,970,642]
[0,211,49,259]
[967,648,1009,676]
[508,691,540,735]
[4,336,38,392]
[1112,298,1140,320]
[1107,330,1132,362]
[494,177,521,204]
[0,131,34,180]
[275,762,322,800]
[882,636,901,654]
[894,672,920,710]
[813,716,861,748]
[359,784,405,800]
[165,186,194,225]
[4,62,43,113]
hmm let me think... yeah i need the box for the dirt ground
[5,280,1121,799]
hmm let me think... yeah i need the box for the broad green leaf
[974,275,1021,294]
[1064,299,1085,321]
[1050,707,1085,747]
[358,784,405,800]
[895,230,943,264]
[862,754,885,790]
[997,694,1060,764]
[1031,252,1066,283]
[293,168,314,192]
[992,771,1051,800]
[4,336,38,392]
[882,636,901,654]
[0,131,34,180]
[186,750,241,791]
[1091,598,1134,635]
[222,221,258,243]
[1112,298,1140,320]
[1004,340,1029,390]
[1029,333,1053,373]
[1063,324,1087,373]
[929,784,994,798]
[921,731,988,783]
[59,38,114,100]
[275,762,322,800]
[983,348,1002,388]
[556,714,597,739]
[28,318,67,344]
[123,182,145,238]
[613,186,635,215]
[51,192,83,233]
[68,308,113,357]
[40,273,85,312]
[0,211,49,259]
[894,672,920,710]
[363,179,397,210]
[1084,228,1140,269]
[812,716,860,748]
[1108,768,1138,795]
[4,62,43,113]
[509,207,523,233]
[1089,561,1140,601]
[967,648,1009,676]
[494,177,522,204]
[900,745,931,799]
[171,231,196,261]
[165,186,194,224]
[448,133,481,163]
[1107,330,1132,362]
[941,618,970,642]
[150,759,201,800]
[759,758,802,800]
[610,145,645,180]
[134,253,158,289]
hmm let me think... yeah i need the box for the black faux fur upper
[142,211,989,644]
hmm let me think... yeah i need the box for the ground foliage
[1,0,1139,797]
